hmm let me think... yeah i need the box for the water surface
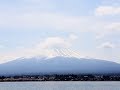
[0,81,120,90]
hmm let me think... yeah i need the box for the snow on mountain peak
[39,48,82,59]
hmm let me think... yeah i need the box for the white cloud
[97,42,115,49]
[0,0,87,31]
[0,10,119,38]
[95,22,120,39]
[95,6,120,16]
[0,11,93,32]
[37,34,78,49]
[0,0,119,39]
[0,5,120,38]
[37,37,71,49]
[105,22,120,31]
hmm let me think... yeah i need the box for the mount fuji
[0,49,120,75]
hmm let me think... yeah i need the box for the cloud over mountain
[97,42,115,49]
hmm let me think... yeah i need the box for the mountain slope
[0,56,120,75]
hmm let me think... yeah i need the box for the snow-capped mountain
[0,49,120,75]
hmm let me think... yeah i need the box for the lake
[0,81,120,90]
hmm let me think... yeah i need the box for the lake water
[0,81,120,90]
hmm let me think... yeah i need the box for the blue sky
[0,0,120,63]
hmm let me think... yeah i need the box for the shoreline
[1,74,120,82]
